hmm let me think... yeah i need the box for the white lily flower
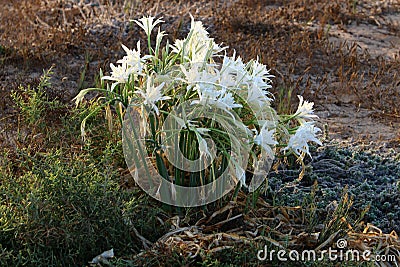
[179,64,202,90]
[192,85,221,106]
[221,53,250,85]
[285,122,322,158]
[249,59,274,82]
[188,15,225,57]
[171,16,224,62]
[133,16,164,37]
[191,88,241,121]
[246,84,273,111]
[190,14,209,40]
[295,95,318,123]
[190,44,209,63]
[181,65,219,93]
[170,39,185,55]
[222,53,244,75]
[193,131,216,170]
[254,122,278,159]
[250,78,273,98]
[249,60,273,93]
[102,63,132,91]
[197,136,213,159]
[234,165,246,187]
[217,92,242,110]
[155,27,166,52]
[219,71,236,88]
[136,78,170,115]
[117,41,151,76]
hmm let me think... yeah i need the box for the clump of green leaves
[11,66,60,127]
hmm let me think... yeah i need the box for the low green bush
[0,104,168,266]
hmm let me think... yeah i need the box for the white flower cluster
[78,15,322,185]
[285,95,322,157]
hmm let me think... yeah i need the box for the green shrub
[10,67,61,128]
[0,142,167,266]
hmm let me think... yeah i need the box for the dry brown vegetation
[1,0,399,146]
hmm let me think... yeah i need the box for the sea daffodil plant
[74,15,322,206]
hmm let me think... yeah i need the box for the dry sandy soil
[1,0,399,151]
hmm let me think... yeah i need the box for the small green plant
[350,0,358,14]
[11,66,59,127]
[0,44,5,55]
[0,44,7,65]
[77,51,91,90]
[303,181,320,234]
[318,187,357,244]
[276,86,294,114]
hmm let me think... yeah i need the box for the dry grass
[1,1,399,113]
[130,191,400,266]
